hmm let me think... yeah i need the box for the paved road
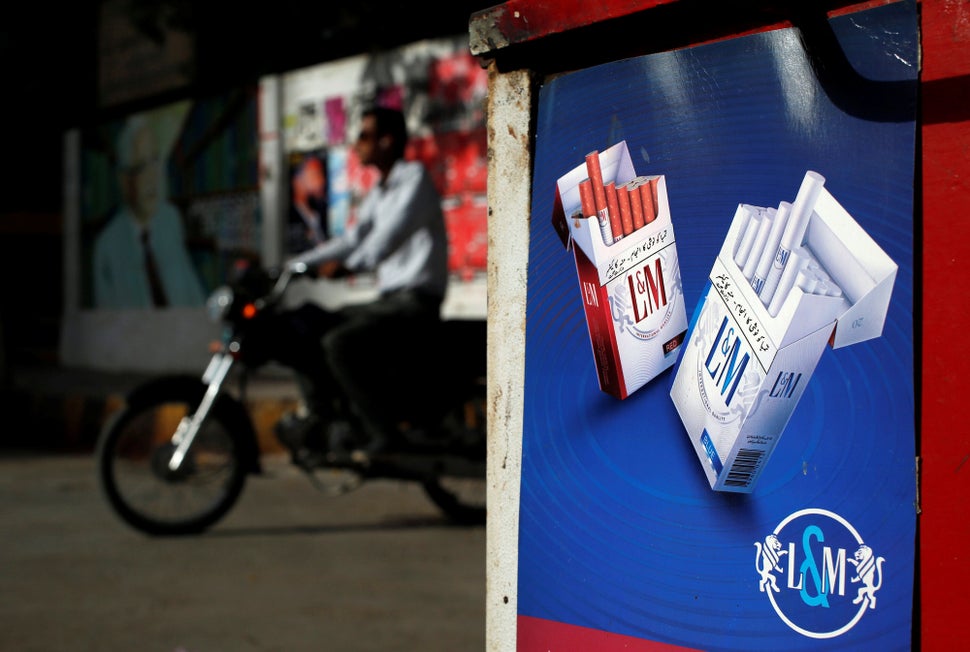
[0,452,485,652]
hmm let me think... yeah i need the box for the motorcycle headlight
[206,286,234,323]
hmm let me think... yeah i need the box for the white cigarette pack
[669,173,897,492]
[552,141,688,399]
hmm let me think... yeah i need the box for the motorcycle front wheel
[97,384,249,536]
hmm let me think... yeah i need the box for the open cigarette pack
[669,171,897,492]
[551,141,688,399]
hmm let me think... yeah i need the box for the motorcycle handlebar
[257,263,308,309]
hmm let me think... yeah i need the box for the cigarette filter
[733,206,763,269]
[768,247,806,316]
[639,179,657,224]
[615,182,635,236]
[752,202,789,297]
[586,151,614,246]
[742,209,774,281]
[580,178,611,246]
[648,178,659,220]
[627,180,646,230]
[761,172,826,306]
[578,178,596,217]
[605,181,624,241]
[796,269,818,294]
[780,170,826,252]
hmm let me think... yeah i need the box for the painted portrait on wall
[79,90,260,310]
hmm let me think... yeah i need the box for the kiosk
[473,1,967,649]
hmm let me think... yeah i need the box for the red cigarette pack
[551,141,688,399]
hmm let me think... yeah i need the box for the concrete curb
[3,365,300,455]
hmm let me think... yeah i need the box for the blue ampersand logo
[799,525,830,608]
[754,509,887,639]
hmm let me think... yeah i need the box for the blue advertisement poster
[518,2,917,650]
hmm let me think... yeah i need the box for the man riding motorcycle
[269,104,449,463]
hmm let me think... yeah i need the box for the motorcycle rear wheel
[97,389,248,536]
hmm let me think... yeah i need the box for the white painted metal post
[484,63,535,652]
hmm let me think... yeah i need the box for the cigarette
[627,180,646,230]
[813,272,844,297]
[579,178,613,247]
[586,151,615,245]
[742,208,774,281]
[585,151,605,203]
[796,268,818,294]
[751,202,789,297]
[760,172,826,307]
[615,182,635,236]
[805,230,875,304]
[733,205,764,270]
[732,205,755,269]
[794,249,844,298]
[605,181,624,242]
[639,178,657,224]
[780,171,825,253]
[806,259,828,285]
[578,178,596,216]
[768,247,807,317]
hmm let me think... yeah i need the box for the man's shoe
[326,420,361,454]
[274,412,324,455]
[348,431,392,466]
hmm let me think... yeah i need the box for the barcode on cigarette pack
[724,448,765,487]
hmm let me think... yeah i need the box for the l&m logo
[704,314,751,407]
[754,508,886,639]
[611,250,677,340]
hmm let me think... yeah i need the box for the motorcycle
[96,259,487,536]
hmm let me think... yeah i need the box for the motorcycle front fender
[124,374,262,474]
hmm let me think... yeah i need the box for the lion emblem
[848,544,885,609]
[754,534,787,593]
